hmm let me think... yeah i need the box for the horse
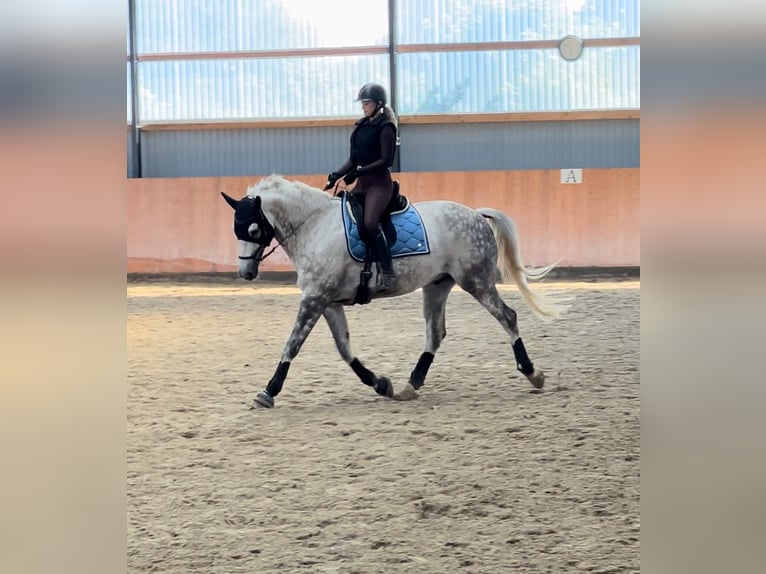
[221,174,565,408]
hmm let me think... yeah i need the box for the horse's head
[221,192,275,280]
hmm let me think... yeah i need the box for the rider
[324,82,398,290]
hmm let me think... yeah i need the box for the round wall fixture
[559,35,584,61]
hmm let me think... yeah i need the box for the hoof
[394,383,419,401]
[252,391,275,408]
[528,370,545,389]
[374,376,394,398]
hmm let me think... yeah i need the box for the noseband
[238,246,268,261]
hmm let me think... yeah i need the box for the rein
[239,195,335,262]
[238,244,278,262]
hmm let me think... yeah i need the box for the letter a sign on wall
[560,168,583,184]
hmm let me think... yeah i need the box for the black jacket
[349,108,397,171]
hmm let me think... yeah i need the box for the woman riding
[324,82,398,290]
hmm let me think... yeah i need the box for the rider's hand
[343,168,359,185]
[323,172,339,191]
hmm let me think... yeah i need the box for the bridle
[238,243,278,262]
[234,195,320,263]
[233,196,277,263]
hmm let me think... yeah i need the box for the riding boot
[369,227,397,290]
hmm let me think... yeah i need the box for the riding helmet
[356,83,387,105]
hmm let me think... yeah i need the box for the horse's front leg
[252,295,328,408]
[323,304,393,399]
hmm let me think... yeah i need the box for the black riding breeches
[355,171,394,240]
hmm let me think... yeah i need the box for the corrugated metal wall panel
[141,126,352,177]
[396,46,639,114]
[136,0,389,53]
[130,2,640,176]
[399,120,639,171]
[137,45,638,120]
[133,2,638,121]
[127,131,136,178]
[395,0,640,43]
[138,56,390,121]
[139,119,638,177]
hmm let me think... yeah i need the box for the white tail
[476,207,566,320]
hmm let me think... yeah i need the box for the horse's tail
[476,207,565,320]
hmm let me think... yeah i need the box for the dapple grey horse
[221,175,564,408]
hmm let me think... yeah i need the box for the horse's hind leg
[323,304,393,399]
[461,280,545,389]
[396,276,455,401]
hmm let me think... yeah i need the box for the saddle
[343,181,408,246]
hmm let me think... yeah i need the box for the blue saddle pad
[341,193,430,263]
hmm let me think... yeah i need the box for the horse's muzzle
[238,255,260,280]
[239,264,259,281]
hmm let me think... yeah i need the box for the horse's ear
[253,196,261,210]
[221,192,239,210]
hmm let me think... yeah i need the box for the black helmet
[356,83,387,105]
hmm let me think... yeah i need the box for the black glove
[323,172,339,191]
[343,167,359,185]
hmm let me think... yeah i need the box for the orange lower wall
[127,169,639,273]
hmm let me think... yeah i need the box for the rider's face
[361,99,377,117]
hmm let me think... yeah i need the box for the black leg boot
[369,227,397,290]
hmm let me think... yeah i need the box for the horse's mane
[246,174,328,202]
